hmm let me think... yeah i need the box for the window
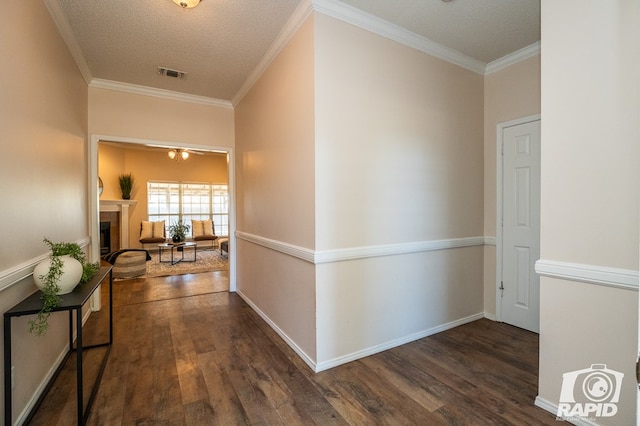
[148,182,229,237]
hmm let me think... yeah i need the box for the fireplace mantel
[99,200,137,248]
[99,199,137,210]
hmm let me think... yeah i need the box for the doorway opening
[88,134,236,292]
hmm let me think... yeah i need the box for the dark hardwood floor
[27,271,557,425]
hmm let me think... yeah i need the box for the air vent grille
[157,66,188,80]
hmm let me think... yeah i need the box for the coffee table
[158,242,197,265]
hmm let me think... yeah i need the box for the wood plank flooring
[27,271,558,425]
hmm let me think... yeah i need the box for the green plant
[118,173,134,199]
[29,238,100,336]
[168,220,190,242]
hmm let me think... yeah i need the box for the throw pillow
[192,219,215,238]
[202,219,214,237]
[192,220,204,238]
[152,220,165,237]
[141,220,165,239]
[140,220,153,239]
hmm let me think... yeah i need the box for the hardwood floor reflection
[27,271,557,425]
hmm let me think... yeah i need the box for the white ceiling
[48,0,540,103]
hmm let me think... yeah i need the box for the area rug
[145,248,228,278]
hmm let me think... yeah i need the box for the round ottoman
[112,251,147,279]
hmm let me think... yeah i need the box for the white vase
[33,255,83,295]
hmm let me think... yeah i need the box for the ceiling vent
[157,66,187,80]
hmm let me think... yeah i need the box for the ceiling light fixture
[172,0,200,8]
[168,149,190,161]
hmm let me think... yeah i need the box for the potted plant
[168,220,190,243]
[118,173,134,200]
[30,238,100,336]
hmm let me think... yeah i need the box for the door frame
[88,134,237,292]
[495,114,541,322]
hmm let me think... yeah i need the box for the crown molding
[485,42,540,75]
[89,79,233,109]
[312,0,486,75]
[232,0,314,106]
[232,0,498,105]
[42,0,93,84]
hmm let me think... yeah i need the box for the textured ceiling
[51,0,540,102]
[339,0,540,63]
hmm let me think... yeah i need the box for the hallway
[28,271,556,425]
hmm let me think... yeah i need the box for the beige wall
[234,17,316,246]
[88,83,235,269]
[99,143,229,247]
[484,55,541,238]
[315,14,484,249]
[0,1,89,422]
[483,55,541,316]
[314,14,484,366]
[11,1,637,421]
[89,88,234,149]
[99,143,127,200]
[234,16,317,361]
[538,1,639,423]
[235,11,487,370]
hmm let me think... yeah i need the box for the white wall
[0,1,89,422]
[537,1,639,424]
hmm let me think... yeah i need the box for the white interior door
[500,119,541,333]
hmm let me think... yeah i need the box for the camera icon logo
[557,364,624,420]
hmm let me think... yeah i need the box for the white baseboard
[484,312,497,321]
[315,312,485,372]
[13,291,97,425]
[235,289,318,372]
[15,344,69,426]
[535,396,602,426]
[236,287,487,373]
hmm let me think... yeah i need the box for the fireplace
[99,200,136,249]
[99,222,111,255]
[99,211,120,253]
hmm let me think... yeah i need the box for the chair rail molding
[535,259,639,292]
[235,231,490,264]
[0,237,92,292]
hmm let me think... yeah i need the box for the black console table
[4,265,113,425]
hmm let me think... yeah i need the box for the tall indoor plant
[118,173,134,200]
[30,238,100,336]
